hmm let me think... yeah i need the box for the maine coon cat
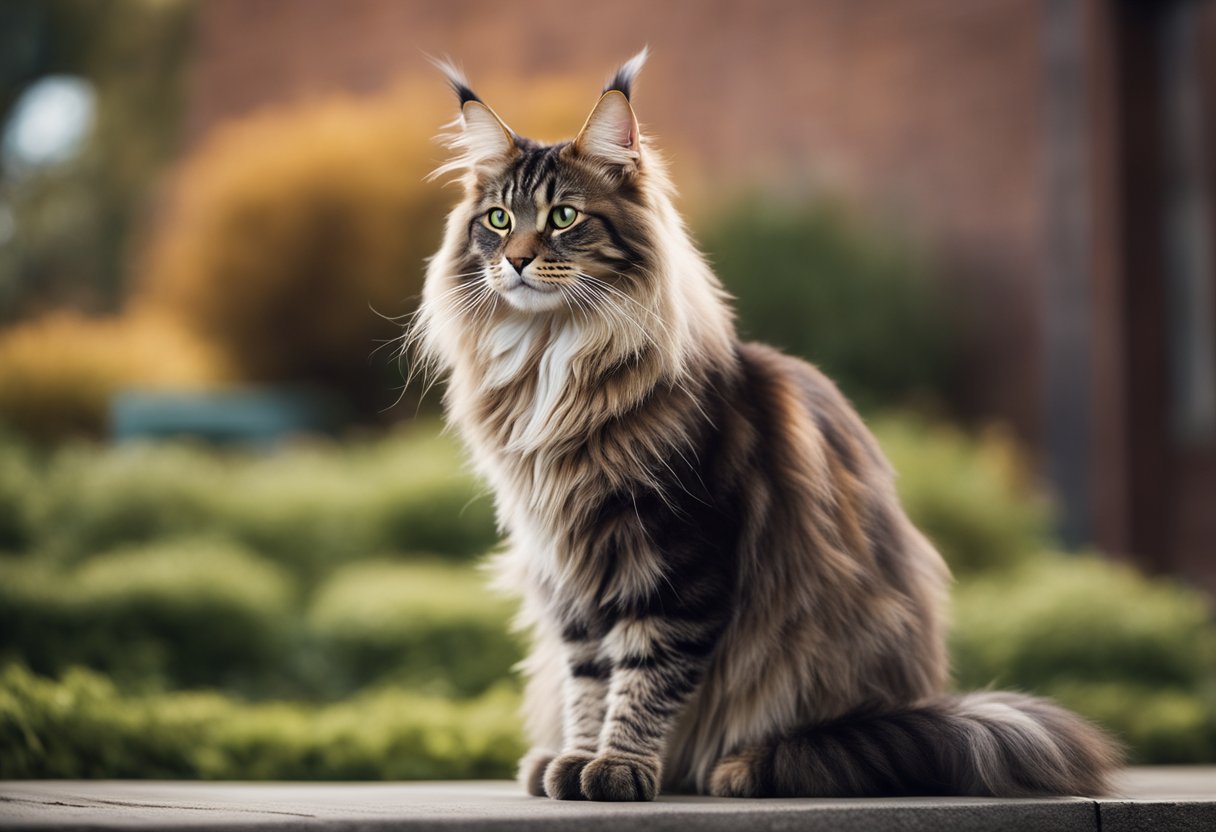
[411,50,1121,801]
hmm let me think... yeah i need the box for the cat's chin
[498,281,569,314]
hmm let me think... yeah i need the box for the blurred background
[2,0,1215,778]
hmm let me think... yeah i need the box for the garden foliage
[0,80,588,440]
[3,62,1207,780]
[702,198,957,411]
[0,664,522,780]
[3,417,1214,776]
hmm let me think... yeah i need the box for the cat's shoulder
[735,340,851,412]
[734,340,888,473]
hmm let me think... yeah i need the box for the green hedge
[17,424,496,578]
[0,435,35,552]
[951,554,1216,763]
[0,547,519,700]
[0,539,295,694]
[872,416,1052,575]
[699,198,957,411]
[1048,682,1216,765]
[0,664,523,779]
[952,555,1216,691]
[4,418,1216,770]
[308,560,520,698]
[5,414,1051,583]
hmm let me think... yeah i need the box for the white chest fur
[481,316,583,453]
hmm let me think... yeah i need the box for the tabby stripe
[571,659,611,680]
[516,148,549,195]
[654,671,699,701]
[619,653,660,671]
[814,409,860,476]
[625,591,727,622]
[525,146,560,194]
[616,641,713,669]
[671,634,721,658]
[611,712,663,742]
[561,621,591,643]
[581,210,643,263]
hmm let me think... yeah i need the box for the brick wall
[184,0,1049,440]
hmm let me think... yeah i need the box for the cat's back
[728,340,948,605]
[732,340,895,487]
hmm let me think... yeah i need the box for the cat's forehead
[479,141,594,208]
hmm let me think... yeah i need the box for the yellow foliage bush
[0,310,228,442]
[139,80,586,414]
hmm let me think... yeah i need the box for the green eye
[549,205,578,230]
[487,208,511,230]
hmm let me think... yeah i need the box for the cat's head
[427,50,660,316]
[415,51,734,399]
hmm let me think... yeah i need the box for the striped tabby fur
[411,51,1121,801]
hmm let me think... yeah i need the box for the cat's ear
[574,91,640,170]
[574,48,648,171]
[430,58,517,176]
[459,99,516,164]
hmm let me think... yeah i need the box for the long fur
[411,53,1122,801]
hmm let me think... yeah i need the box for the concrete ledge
[2,768,1213,832]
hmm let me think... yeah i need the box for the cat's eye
[486,208,511,231]
[549,205,578,230]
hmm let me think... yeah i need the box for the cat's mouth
[493,270,567,313]
[498,272,558,295]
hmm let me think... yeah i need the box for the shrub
[137,97,444,416]
[23,423,496,576]
[0,539,295,693]
[949,553,1216,763]
[28,441,226,562]
[308,560,520,698]
[206,428,496,574]
[0,436,36,552]
[0,542,523,699]
[871,415,1052,575]
[0,664,523,779]
[1047,682,1216,765]
[699,197,957,411]
[138,81,587,417]
[952,555,1216,693]
[0,665,194,779]
[0,310,227,442]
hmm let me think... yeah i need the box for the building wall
[180,0,1216,588]
[184,0,1049,440]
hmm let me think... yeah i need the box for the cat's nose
[506,256,534,274]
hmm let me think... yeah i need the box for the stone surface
[0,768,1212,831]
[1099,767,1216,832]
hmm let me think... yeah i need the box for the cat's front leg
[578,614,722,801]
[541,624,611,799]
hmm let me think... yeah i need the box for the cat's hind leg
[518,749,557,796]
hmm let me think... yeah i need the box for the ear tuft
[574,90,641,170]
[603,47,649,101]
[429,55,484,107]
[428,68,518,181]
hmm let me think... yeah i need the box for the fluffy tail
[708,692,1122,798]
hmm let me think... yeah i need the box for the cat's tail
[708,691,1122,798]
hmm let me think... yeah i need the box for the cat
[411,50,1121,801]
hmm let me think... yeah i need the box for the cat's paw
[580,752,661,801]
[708,750,764,798]
[518,748,557,796]
[543,752,594,800]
